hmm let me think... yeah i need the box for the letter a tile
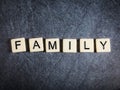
[29,37,44,52]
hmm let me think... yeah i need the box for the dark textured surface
[0,0,120,90]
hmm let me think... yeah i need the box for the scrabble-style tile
[29,37,44,52]
[63,39,77,53]
[96,38,111,52]
[11,38,26,53]
[46,38,60,52]
[80,39,94,52]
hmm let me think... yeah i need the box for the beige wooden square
[29,37,44,52]
[96,38,111,52]
[63,39,77,53]
[11,38,26,53]
[80,39,94,52]
[46,38,60,52]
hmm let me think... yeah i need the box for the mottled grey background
[0,0,120,90]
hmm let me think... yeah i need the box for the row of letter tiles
[11,37,111,53]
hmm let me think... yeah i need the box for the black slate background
[0,0,120,90]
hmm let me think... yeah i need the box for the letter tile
[46,38,60,52]
[29,37,44,52]
[11,38,26,53]
[63,39,77,53]
[80,39,94,52]
[96,38,111,52]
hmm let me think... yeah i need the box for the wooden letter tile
[96,38,111,52]
[29,37,44,52]
[80,39,94,52]
[63,39,77,53]
[11,38,26,53]
[46,38,60,52]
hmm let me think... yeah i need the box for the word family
[11,37,111,53]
